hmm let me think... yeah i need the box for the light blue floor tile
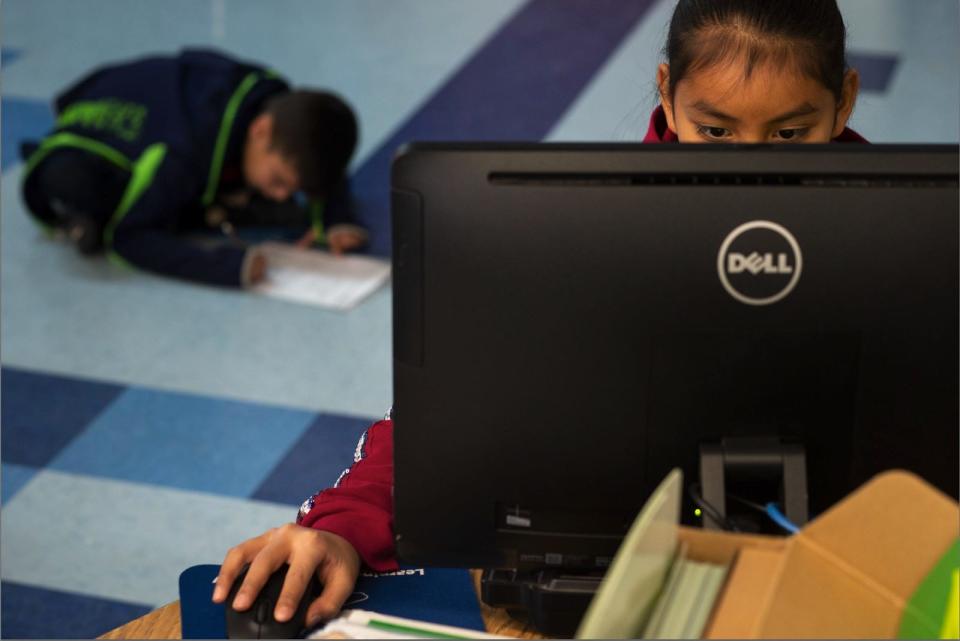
[0,1,231,100]
[1,470,297,606]
[48,387,315,497]
[2,463,39,503]
[834,0,958,142]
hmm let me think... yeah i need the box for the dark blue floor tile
[50,387,314,497]
[1,581,152,639]
[251,412,375,505]
[1,48,22,67]
[848,52,899,93]
[1,367,124,467]
[1,96,53,171]
[1,463,39,503]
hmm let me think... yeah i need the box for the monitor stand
[481,437,809,635]
[479,567,603,637]
[699,436,808,530]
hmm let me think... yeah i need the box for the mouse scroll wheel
[256,600,271,624]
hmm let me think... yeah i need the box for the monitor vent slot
[488,172,958,188]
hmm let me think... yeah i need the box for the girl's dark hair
[266,90,358,198]
[664,0,848,101]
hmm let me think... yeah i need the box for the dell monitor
[389,143,958,630]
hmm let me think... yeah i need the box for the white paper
[251,242,390,310]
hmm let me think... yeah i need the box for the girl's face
[658,60,859,143]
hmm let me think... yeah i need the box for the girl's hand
[212,524,361,628]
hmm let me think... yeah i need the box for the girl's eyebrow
[768,102,819,124]
[689,101,820,125]
[690,100,738,123]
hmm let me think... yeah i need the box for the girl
[212,0,866,630]
[646,0,864,143]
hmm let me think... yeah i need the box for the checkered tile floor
[2,0,957,637]
[2,366,376,638]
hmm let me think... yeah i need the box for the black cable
[725,491,767,513]
[692,485,800,534]
[687,482,739,532]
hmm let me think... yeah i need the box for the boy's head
[657,0,860,143]
[243,90,358,201]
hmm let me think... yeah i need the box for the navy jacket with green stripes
[23,48,356,287]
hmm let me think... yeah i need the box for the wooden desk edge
[99,570,541,639]
[99,600,181,640]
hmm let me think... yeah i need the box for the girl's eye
[697,125,731,141]
[775,128,809,141]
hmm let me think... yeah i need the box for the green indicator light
[694,508,702,517]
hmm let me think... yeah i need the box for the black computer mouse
[224,563,324,639]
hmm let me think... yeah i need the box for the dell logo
[718,221,802,306]
[727,252,794,275]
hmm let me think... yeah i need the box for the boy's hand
[241,249,268,288]
[326,227,367,256]
[295,228,317,249]
[212,524,361,628]
[249,252,268,283]
[293,227,365,254]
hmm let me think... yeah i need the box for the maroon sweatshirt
[296,416,399,572]
[295,106,868,573]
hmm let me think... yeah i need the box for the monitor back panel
[390,144,959,568]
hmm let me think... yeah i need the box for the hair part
[663,0,848,102]
[264,90,358,198]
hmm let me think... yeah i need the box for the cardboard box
[676,470,958,639]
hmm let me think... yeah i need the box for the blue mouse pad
[179,564,485,639]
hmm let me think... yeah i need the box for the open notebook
[251,242,390,310]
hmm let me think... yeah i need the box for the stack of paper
[308,610,508,639]
[640,551,729,639]
[576,469,730,639]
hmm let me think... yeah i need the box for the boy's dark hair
[265,90,358,198]
[664,0,848,101]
